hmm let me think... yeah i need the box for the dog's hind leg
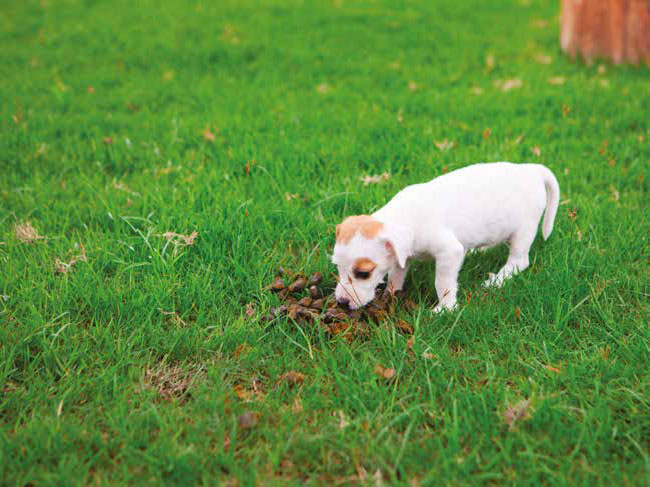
[484,225,537,288]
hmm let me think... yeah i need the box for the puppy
[332,162,560,311]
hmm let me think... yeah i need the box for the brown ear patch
[353,257,377,273]
[336,215,384,244]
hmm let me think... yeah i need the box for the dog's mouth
[339,290,381,310]
[338,281,395,310]
[337,288,374,310]
[336,297,361,310]
[344,300,362,310]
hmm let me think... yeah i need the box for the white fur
[332,162,560,310]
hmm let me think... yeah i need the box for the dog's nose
[337,296,350,307]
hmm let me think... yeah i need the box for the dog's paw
[433,302,457,314]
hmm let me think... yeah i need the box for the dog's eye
[354,270,371,280]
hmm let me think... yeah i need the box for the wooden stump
[560,0,650,66]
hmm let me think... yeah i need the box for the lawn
[1,0,649,484]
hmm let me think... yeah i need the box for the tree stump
[560,0,650,66]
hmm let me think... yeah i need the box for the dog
[332,162,560,311]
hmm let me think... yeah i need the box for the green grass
[1,0,649,484]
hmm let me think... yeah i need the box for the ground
[1,0,649,485]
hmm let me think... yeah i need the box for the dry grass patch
[14,222,45,243]
[143,363,205,401]
[54,243,87,274]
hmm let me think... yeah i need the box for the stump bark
[560,0,650,66]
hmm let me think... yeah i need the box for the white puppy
[332,162,560,311]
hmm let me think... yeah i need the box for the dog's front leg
[387,265,407,293]
[433,239,464,313]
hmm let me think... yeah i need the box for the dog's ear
[335,224,341,241]
[381,223,413,269]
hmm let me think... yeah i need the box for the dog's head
[331,215,411,309]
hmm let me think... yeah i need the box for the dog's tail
[540,166,560,240]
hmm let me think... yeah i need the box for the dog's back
[375,162,559,250]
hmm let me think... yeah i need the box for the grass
[1,0,649,484]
